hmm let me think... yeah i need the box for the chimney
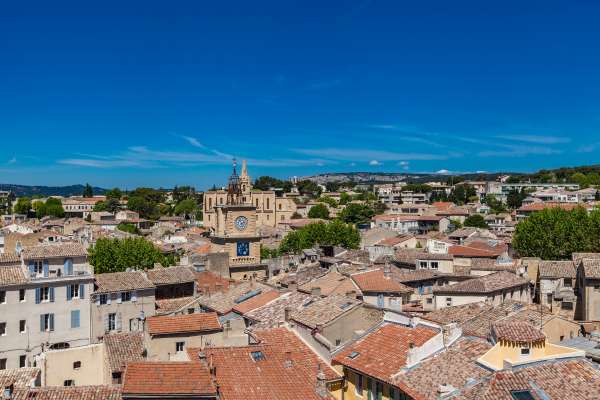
[383,264,391,278]
[3,384,13,400]
[315,364,328,399]
[284,307,292,322]
[409,341,415,349]
[311,287,322,297]
[198,351,207,365]
[284,351,293,368]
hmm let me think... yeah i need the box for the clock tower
[210,159,267,280]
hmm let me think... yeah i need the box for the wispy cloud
[478,146,562,157]
[436,169,451,174]
[578,142,600,153]
[293,148,458,161]
[180,135,205,149]
[495,134,570,144]
[369,160,382,166]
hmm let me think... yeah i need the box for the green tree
[308,203,330,219]
[88,237,173,274]
[82,183,94,198]
[325,182,340,192]
[127,196,160,220]
[253,176,292,192]
[513,207,594,260]
[260,245,280,260]
[117,223,139,234]
[105,188,123,200]
[464,214,489,229]
[278,221,360,254]
[339,192,351,205]
[174,198,197,219]
[484,194,506,213]
[338,203,375,224]
[318,196,338,208]
[296,180,322,197]
[506,189,526,210]
[93,201,107,212]
[13,197,32,215]
[35,198,65,218]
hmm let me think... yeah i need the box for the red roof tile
[122,361,216,396]
[147,312,221,336]
[351,269,413,294]
[232,290,281,315]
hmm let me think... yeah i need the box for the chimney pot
[284,307,292,322]
[311,287,322,297]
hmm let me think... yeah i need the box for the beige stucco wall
[39,343,105,386]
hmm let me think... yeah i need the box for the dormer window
[520,347,530,356]
[250,351,265,361]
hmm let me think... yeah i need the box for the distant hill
[301,171,516,185]
[0,184,107,197]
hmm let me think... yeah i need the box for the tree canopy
[88,237,174,274]
[338,203,375,224]
[463,214,488,229]
[448,184,477,205]
[278,220,360,254]
[34,198,64,218]
[13,197,31,215]
[308,203,330,219]
[253,176,293,192]
[82,183,94,198]
[512,207,600,260]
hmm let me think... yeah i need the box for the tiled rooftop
[393,338,492,400]
[291,294,362,329]
[538,260,576,279]
[232,289,280,315]
[433,271,528,294]
[122,361,216,397]
[94,270,155,294]
[276,264,329,287]
[449,244,497,258]
[104,331,145,373]
[147,312,221,336]
[493,321,545,343]
[459,359,600,400]
[580,258,600,279]
[333,323,439,385]
[189,328,339,400]
[0,252,20,265]
[145,265,196,285]
[0,265,28,286]
[22,242,88,259]
[197,281,271,314]
[11,386,122,400]
[351,269,413,294]
[298,270,356,297]
[245,291,312,329]
[195,270,232,294]
[0,367,39,388]
[155,296,198,314]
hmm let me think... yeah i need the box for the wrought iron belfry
[226,158,243,205]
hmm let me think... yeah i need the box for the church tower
[239,159,251,198]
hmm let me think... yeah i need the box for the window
[547,293,552,304]
[63,380,74,387]
[563,278,573,287]
[108,313,116,331]
[19,320,26,333]
[426,298,433,304]
[71,310,80,329]
[419,261,427,269]
[446,297,452,307]
[73,361,81,370]
[40,314,54,332]
[121,292,131,302]
[33,261,43,275]
[430,261,439,269]
[250,351,265,361]
[187,308,195,314]
[520,347,530,356]
[355,373,363,396]
[0,291,5,304]
[41,287,50,302]
[0,359,6,370]
[112,372,122,385]
[19,289,25,302]
[19,355,26,368]
[70,284,80,299]
[0,322,6,336]
[176,341,185,352]
[561,301,573,310]
[99,294,108,305]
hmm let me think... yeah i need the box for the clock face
[234,216,248,231]
[237,241,250,257]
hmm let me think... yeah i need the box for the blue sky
[2,0,600,189]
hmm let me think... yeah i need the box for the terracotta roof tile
[195,270,232,294]
[145,265,196,285]
[291,294,362,329]
[538,260,576,279]
[11,386,122,400]
[298,271,356,297]
[0,252,20,265]
[433,271,528,294]
[333,323,439,385]
[351,269,413,294]
[22,242,87,259]
[580,258,600,279]
[155,296,198,314]
[0,265,29,286]
[493,321,545,343]
[94,271,155,294]
[147,312,221,336]
[189,328,339,400]
[0,367,39,388]
[232,290,280,315]
[104,332,145,373]
[449,245,497,258]
[122,361,216,396]
[197,281,271,314]
[245,291,312,329]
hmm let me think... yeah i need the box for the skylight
[348,351,360,359]
[250,351,266,362]
[510,390,536,400]
[340,302,354,310]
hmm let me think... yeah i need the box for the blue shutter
[49,287,55,303]
[79,284,85,299]
[64,258,73,276]
[49,314,54,331]
[35,288,41,304]
[377,294,384,308]
[42,260,49,277]
[40,315,45,332]
[28,261,35,277]
[66,285,72,301]
[71,310,80,328]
